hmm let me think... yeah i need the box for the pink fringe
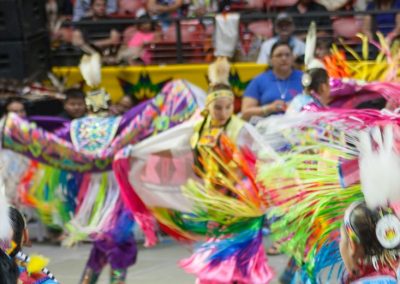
[180,240,274,284]
[113,156,157,247]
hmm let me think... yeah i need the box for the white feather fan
[359,125,400,209]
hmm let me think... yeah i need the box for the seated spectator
[242,41,303,121]
[59,89,87,120]
[362,0,400,42]
[315,38,332,59]
[257,13,305,64]
[46,0,74,43]
[73,0,117,22]
[109,95,135,115]
[117,14,162,65]
[286,0,332,38]
[72,0,121,54]
[188,0,218,17]
[147,0,184,31]
[4,97,27,118]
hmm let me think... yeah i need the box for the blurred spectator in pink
[73,0,117,22]
[72,0,121,54]
[147,0,185,31]
[257,13,305,64]
[362,0,400,42]
[117,14,161,65]
[286,0,331,39]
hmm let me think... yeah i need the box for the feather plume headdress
[302,22,326,89]
[205,57,234,107]
[78,53,111,114]
[208,57,230,88]
[79,52,102,88]
[304,21,325,71]
[346,125,400,254]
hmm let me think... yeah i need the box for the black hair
[9,207,26,257]
[138,14,156,31]
[269,40,293,58]
[90,0,105,6]
[4,97,26,114]
[356,98,387,110]
[64,88,85,102]
[303,68,329,93]
[348,202,395,257]
[0,249,19,284]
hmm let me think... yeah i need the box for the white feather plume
[208,57,230,87]
[79,53,102,88]
[304,22,325,70]
[0,179,11,240]
[359,125,400,209]
[304,22,316,68]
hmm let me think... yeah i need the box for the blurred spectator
[117,14,161,65]
[118,0,147,17]
[4,98,27,118]
[242,41,303,121]
[235,30,263,62]
[286,0,332,38]
[315,38,332,59]
[188,0,218,17]
[362,0,400,42]
[46,0,74,43]
[59,89,87,119]
[257,13,305,64]
[47,0,60,33]
[147,0,185,31]
[72,0,121,54]
[109,95,135,115]
[73,0,117,22]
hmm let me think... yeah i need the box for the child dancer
[8,206,58,283]
[340,201,399,283]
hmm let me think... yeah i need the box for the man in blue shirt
[242,41,303,121]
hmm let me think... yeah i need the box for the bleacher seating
[49,3,399,66]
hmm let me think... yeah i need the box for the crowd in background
[47,0,400,65]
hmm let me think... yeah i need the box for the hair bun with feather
[208,57,231,88]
